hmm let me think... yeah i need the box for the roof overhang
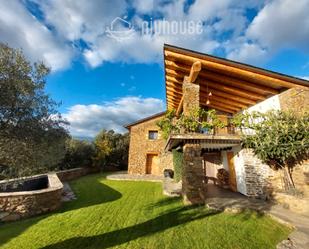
[164,44,309,114]
[165,134,241,151]
[124,111,166,130]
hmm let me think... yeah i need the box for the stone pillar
[182,81,200,116]
[182,143,205,205]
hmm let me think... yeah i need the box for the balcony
[164,123,241,151]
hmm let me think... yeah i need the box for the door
[146,154,158,174]
[203,152,222,178]
[227,152,237,192]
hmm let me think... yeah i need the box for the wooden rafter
[165,50,307,89]
[166,74,265,100]
[165,65,280,94]
[166,80,256,105]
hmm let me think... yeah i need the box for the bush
[173,149,183,182]
[59,138,96,170]
[93,129,129,170]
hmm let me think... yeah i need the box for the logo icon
[105,17,135,42]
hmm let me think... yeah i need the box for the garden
[0,173,291,249]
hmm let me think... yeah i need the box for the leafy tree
[232,110,309,192]
[93,130,113,167]
[59,138,96,170]
[0,43,69,178]
[105,132,129,170]
[93,129,129,170]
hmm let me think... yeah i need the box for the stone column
[182,80,200,116]
[182,143,205,205]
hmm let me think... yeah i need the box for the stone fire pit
[0,173,63,222]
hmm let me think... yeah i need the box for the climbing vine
[172,149,183,182]
[156,108,225,139]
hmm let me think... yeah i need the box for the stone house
[125,112,173,176]
[126,44,309,204]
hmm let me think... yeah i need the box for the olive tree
[232,110,309,192]
[0,43,69,178]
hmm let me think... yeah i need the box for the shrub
[173,149,183,182]
[59,138,96,170]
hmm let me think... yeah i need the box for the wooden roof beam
[166,88,247,109]
[166,74,265,101]
[166,80,256,105]
[165,65,280,95]
[165,50,304,89]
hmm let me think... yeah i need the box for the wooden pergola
[164,44,309,114]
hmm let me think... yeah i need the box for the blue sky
[0,0,308,137]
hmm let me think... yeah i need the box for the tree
[59,138,96,170]
[105,132,129,170]
[232,110,309,193]
[0,43,69,178]
[93,130,113,167]
[93,129,129,170]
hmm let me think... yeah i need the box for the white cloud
[63,96,164,137]
[0,0,73,71]
[132,0,155,14]
[300,76,309,81]
[2,0,307,70]
[246,0,309,51]
[227,42,267,64]
[38,0,128,43]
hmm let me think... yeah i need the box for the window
[148,130,158,140]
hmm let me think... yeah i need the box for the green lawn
[0,173,290,249]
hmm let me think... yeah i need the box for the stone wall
[128,115,173,175]
[56,167,100,182]
[241,149,274,199]
[182,143,205,204]
[0,173,63,222]
[279,87,309,115]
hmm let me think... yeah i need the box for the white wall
[221,146,247,196]
[221,95,281,195]
[246,94,281,113]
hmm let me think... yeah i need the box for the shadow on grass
[60,174,122,212]
[0,174,121,246]
[42,206,219,249]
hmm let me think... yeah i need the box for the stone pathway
[106,172,164,182]
[269,206,309,249]
[61,182,76,202]
[204,184,309,249]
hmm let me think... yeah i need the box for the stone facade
[279,87,309,115]
[241,149,274,199]
[182,80,200,116]
[236,87,309,200]
[127,114,173,175]
[182,143,205,204]
[0,173,63,222]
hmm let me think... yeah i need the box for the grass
[0,173,291,249]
